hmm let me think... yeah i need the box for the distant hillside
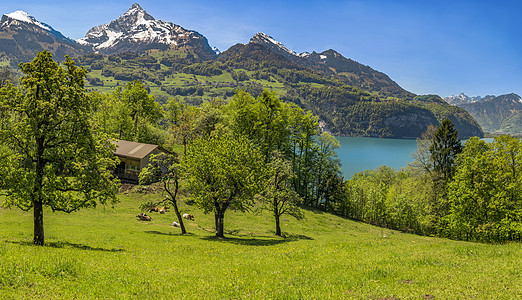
[458,93,522,134]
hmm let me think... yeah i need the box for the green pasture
[1,190,520,299]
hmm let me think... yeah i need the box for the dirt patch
[400,279,414,284]
[119,183,163,194]
[119,183,136,194]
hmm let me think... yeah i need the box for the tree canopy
[0,51,119,245]
[182,132,265,237]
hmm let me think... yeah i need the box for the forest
[0,52,521,245]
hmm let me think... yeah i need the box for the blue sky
[2,0,521,98]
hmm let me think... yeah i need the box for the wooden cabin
[113,139,165,181]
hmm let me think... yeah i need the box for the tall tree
[256,151,303,236]
[314,132,342,209]
[0,51,119,245]
[182,133,264,237]
[410,124,438,174]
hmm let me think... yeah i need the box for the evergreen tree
[429,118,463,183]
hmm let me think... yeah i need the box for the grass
[1,189,521,299]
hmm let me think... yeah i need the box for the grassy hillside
[0,187,520,299]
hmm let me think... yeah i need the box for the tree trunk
[275,213,281,237]
[172,201,186,235]
[215,211,225,238]
[165,179,186,234]
[274,197,282,236]
[33,199,44,245]
[33,137,45,245]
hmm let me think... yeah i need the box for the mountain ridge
[249,32,413,99]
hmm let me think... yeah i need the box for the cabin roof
[113,139,159,159]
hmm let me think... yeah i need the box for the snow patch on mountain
[443,92,483,105]
[212,46,221,55]
[3,10,51,31]
[250,32,310,58]
[78,3,209,54]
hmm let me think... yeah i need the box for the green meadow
[0,188,520,299]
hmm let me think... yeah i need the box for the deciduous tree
[139,153,187,234]
[182,132,264,237]
[256,151,303,236]
[0,51,119,245]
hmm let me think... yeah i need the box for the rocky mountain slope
[0,10,89,63]
[78,3,217,60]
[458,93,522,134]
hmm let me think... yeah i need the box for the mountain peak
[250,32,301,57]
[121,3,154,23]
[130,3,143,10]
[3,10,51,31]
[78,3,216,59]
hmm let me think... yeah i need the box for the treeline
[321,122,522,243]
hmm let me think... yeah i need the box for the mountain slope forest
[72,45,482,138]
[0,4,483,139]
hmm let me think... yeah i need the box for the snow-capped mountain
[458,93,522,134]
[443,93,486,105]
[78,3,216,60]
[249,32,309,59]
[0,10,88,62]
[3,11,53,32]
[249,32,413,98]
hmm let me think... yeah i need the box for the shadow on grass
[144,230,194,237]
[200,233,313,246]
[8,240,125,252]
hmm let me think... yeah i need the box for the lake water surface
[335,137,419,178]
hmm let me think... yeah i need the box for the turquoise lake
[335,137,419,178]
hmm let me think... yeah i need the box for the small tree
[256,152,303,236]
[183,132,264,237]
[0,51,119,245]
[410,124,438,174]
[139,153,187,234]
[429,118,463,184]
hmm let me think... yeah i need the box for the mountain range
[0,3,484,139]
[453,93,522,134]
[443,93,495,106]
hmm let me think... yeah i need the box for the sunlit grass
[1,191,520,299]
